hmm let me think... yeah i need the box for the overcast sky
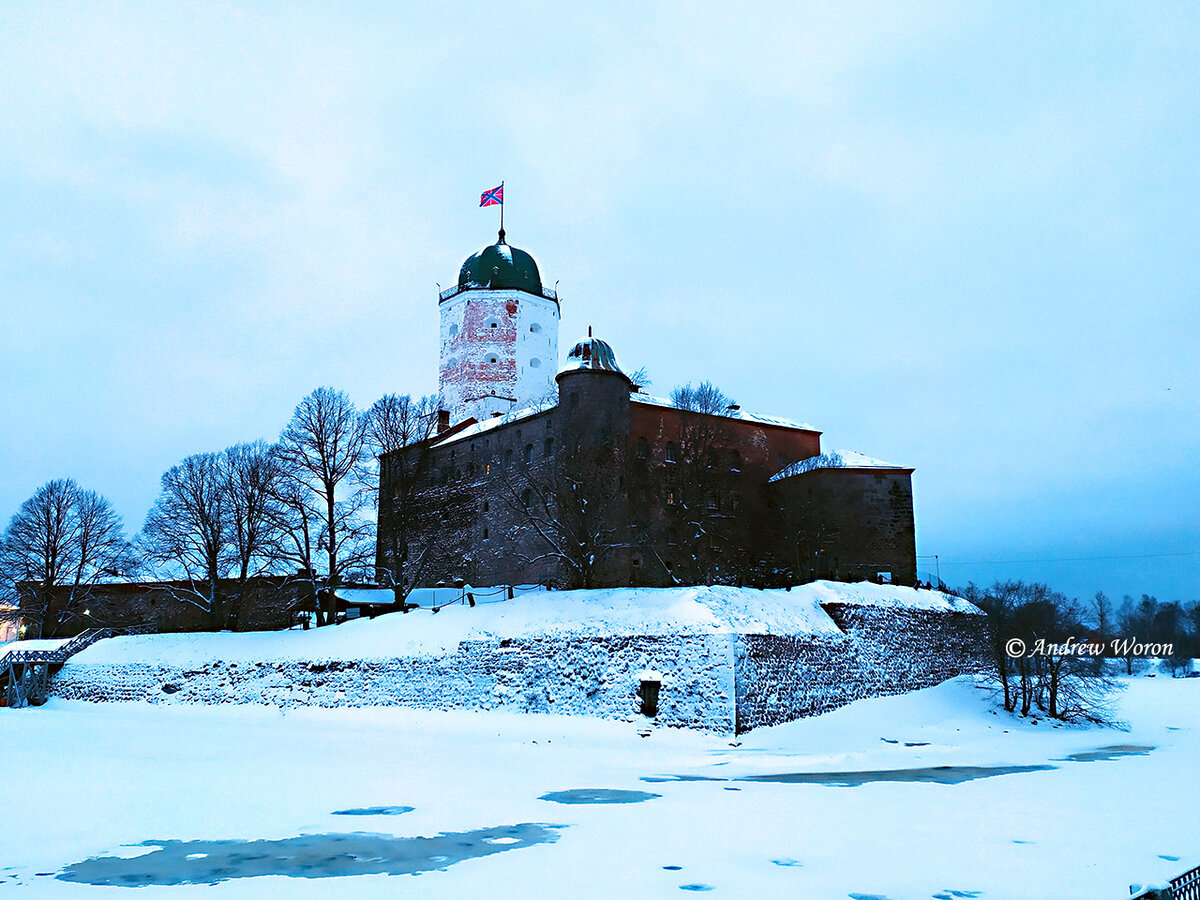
[2,2,1196,603]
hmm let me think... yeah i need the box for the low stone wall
[49,604,989,734]
[734,605,990,732]
[50,634,739,732]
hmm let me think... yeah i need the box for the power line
[935,550,1200,567]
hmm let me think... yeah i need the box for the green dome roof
[457,229,543,295]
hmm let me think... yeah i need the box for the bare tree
[365,393,439,600]
[966,579,1117,723]
[670,381,736,415]
[501,441,630,589]
[0,479,135,638]
[276,387,372,623]
[222,441,284,628]
[139,453,232,630]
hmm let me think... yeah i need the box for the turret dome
[557,333,631,384]
[457,229,543,295]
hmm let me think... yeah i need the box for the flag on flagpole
[480,184,504,207]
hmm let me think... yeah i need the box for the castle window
[730,450,741,472]
[636,437,649,460]
[530,323,542,334]
[483,501,490,512]
[448,324,459,338]
[483,527,489,540]
[524,443,533,465]
[505,448,513,469]
[529,357,541,368]
[485,463,491,475]
[487,354,499,364]
[705,449,718,468]
[664,442,676,463]
[544,437,554,458]
[665,488,676,505]
[521,489,532,509]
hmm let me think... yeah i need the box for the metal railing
[438,283,558,304]
[1,625,153,708]
[1173,863,1200,900]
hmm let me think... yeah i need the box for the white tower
[438,229,560,424]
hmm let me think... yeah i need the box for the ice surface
[2,662,1195,898]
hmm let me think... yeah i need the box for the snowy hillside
[70,581,979,667]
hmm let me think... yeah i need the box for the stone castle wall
[48,604,988,734]
[734,605,990,732]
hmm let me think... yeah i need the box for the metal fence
[1172,863,1200,900]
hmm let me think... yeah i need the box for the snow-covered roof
[431,399,555,448]
[334,588,397,606]
[769,449,908,481]
[630,393,816,432]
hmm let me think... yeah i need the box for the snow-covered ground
[2,674,1195,898]
[65,582,976,667]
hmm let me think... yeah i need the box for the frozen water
[56,825,560,886]
[538,789,661,804]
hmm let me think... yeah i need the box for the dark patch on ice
[848,894,892,899]
[1160,855,1181,861]
[331,806,414,816]
[904,742,930,747]
[663,865,683,870]
[539,789,661,805]
[933,892,981,899]
[723,787,741,791]
[1056,744,1153,762]
[771,858,802,867]
[55,824,560,886]
[741,764,1055,786]
[646,764,1054,787]
[680,885,713,892]
[1012,840,1032,844]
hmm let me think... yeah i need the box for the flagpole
[500,181,505,235]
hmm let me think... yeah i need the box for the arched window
[544,437,554,458]
[505,448,513,468]
[665,442,676,463]
[487,354,499,364]
[730,450,741,472]
[636,437,649,460]
[524,443,533,465]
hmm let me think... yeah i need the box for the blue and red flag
[480,184,504,207]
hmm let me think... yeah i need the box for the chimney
[437,409,451,433]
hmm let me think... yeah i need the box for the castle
[377,230,918,592]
